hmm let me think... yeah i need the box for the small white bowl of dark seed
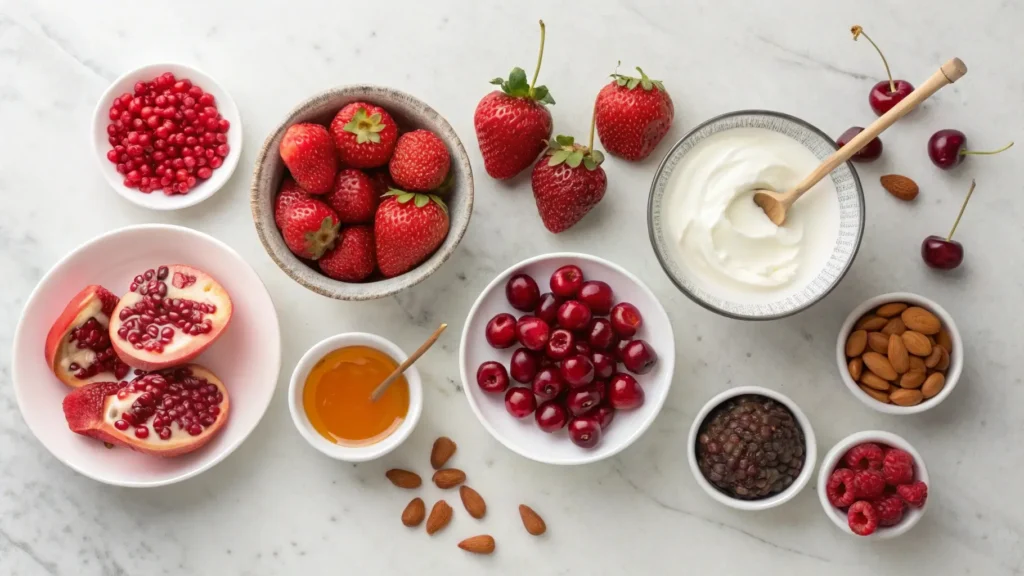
[687,386,817,511]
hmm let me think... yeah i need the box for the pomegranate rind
[108,265,234,371]
[44,285,123,388]
[62,364,231,458]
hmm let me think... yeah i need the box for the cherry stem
[528,20,546,98]
[960,141,1014,156]
[854,27,896,93]
[947,179,976,241]
[587,104,597,151]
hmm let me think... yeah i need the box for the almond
[922,372,946,398]
[519,504,547,536]
[867,332,890,354]
[875,302,908,318]
[901,331,933,357]
[908,356,926,373]
[861,371,891,391]
[856,315,888,331]
[862,352,897,381]
[880,175,919,201]
[887,334,910,374]
[433,468,466,489]
[845,330,867,357]
[924,346,943,369]
[890,388,924,406]
[937,329,953,354]
[458,535,496,555]
[901,307,941,335]
[881,317,906,336]
[899,370,926,389]
[860,384,891,403]
[935,346,950,371]
[848,357,863,381]
[425,500,452,535]
[386,469,422,489]
[460,485,486,519]
[430,436,457,469]
[401,497,426,527]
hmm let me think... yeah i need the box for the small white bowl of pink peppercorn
[91,62,242,211]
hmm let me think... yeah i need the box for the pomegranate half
[108,264,233,371]
[44,285,132,388]
[62,364,230,457]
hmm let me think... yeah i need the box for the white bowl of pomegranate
[687,386,817,511]
[11,224,281,487]
[92,63,242,210]
[250,86,473,300]
[818,431,930,538]
[459,253,675,465]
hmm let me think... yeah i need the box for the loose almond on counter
[433,468,467,489]
[386,469,422,489]
[901,331,933,357]
[519,505,547,536]
[430,436,457,470]
[880,174,920,201]
[867,332,890,354]
[458,535,496,555]
[402,497,426,527]
[862,352,898,381]
[902,307,941,335]
[459,486,486,519]
[888,334,910,373]
[426,500,453,535]
[845,330,867,357]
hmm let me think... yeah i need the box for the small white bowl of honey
[288,332,423,461]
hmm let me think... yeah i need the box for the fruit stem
[852,25,895,93]
[587,104,597,151]
[529,20,546,98]
[947,179,976,241]
[960,141,1014,156]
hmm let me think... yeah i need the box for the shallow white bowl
[91,62,243,210]
[288,333,422,462]
[12,224,281,487]
[459,253,675,466]
[836,292,962,415]
[687,386,817,511]
[817,430,930,539]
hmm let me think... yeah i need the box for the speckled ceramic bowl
[251,86,473,300]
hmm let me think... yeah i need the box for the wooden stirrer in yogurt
[753,58,968,226]
[370,323,447,402]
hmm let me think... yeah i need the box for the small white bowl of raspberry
[818,430,930,539]
[91,63,243,210]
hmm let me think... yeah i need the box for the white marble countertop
[2,0,1022,574]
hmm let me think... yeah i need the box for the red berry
[896,481,928,508]
[329,102,398,169]
[836,127,883,162]
[594,67,674,161]
[515,316,550,351]
[317,225,376,282]
[559,354,595,388]
[476,361,509,393]
[852,469,886,500]
[583,318,615,350]
[869,80,914,116]
[567,415,602,448]
[388,130,450,191]
[374,193,450,278]
[531,149,607,233]
[279,123,338,194]
[556,300,591,331]
[874,494,906,527]
[847,501,879,536]
[574,341,592,357]
[608,373,644,410]
[506,274,541,312]
[509,348,539,383]
[591,351,615,380]
[591,402,616,430]
[531,367,565,402]
[485,313,518,349]
[612,338,631,363]
[504,387,536,418]
[621,340,658,375]
[550,265,584,298]
[534,292,560,324]
[566,384,603,417]
[545,328,575,361]
[278,197,340,260]
[881,449,915,486]
[475,91,552,180]
[578,280,614,315]
[610,302,643,338]
[826,468,857,508]
[843,442,885,470]
[325,168,378,224]
[535,400,568,432]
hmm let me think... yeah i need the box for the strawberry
[278,196,340,260]
[474,20,554,180]
[275,177,310,229]
[319,225,376,282]
[325,169,378,224]
[389,130,450,191]
[366,170,395,197]
[594,65,674,161]
[530,133,607,233]
[374,191,449,278]
[279,123,338,194]
[330,102,398,168]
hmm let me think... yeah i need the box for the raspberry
[847,500,879,536]
[843,442,884,470]
[853,469,886,499]
[897,481,928,508]
[882,448,915,485]
[826,468,857,508]
[874,494,906,526]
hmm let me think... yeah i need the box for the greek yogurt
[663,127,840,304]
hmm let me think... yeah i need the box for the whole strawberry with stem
[595,64,674,161]
[474,20,555,180]
[330,102,399,168]
[279,123,338,194]
[374,190,450,278]
[531,113,607,233]
[279,196,340,260]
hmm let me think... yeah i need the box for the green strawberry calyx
[343,107,389,144]
[489,20,555,105]
[384,189,448,215]
[610,62,666,92]
[545,135,605,171]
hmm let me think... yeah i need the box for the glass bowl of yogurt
[648,111,864,320]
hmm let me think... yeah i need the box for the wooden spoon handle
[787,57,967,201]
[370,323,447,402]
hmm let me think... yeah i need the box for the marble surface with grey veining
[1,0,1022,574]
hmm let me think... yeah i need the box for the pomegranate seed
[114,419,129,431]
[135,426,149,439]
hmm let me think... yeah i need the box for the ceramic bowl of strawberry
[92,62,243,210]
[250,85,473,301]
[818,431,930,539]
[11,224,281,487]
[459,252,675,465]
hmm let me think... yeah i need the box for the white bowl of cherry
[459,253,676,465]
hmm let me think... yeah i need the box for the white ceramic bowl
[837,292,962,415]
[459,253,675,466]
[817,430,929,539]
[91,62,243,210]
[687,386,817,510]
[12,224,281,487]
[288,333,422,462]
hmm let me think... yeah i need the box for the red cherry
[836,127,882,162]
[535,400,569,432]
[509,348,540,383]
[613,338,631,363]
[545,328,576,360]
[922,179,975,270]
[534,292,560,325]
[566,384,602,416]
[568,415,602,448]
[621,340,658,374]
[557,300,592,331]
[610,302,643,338]
[928,129,1013,170]
[852,26,913,116]
[584,318,616,350]
[476,361,510,393]
[550,265,584,298]
[515,316,550,351]
[485,313,518,349]
[504,387,537,418]
[591,351,616,379]
[532,367,566,401]
[591,402,616,430]
[608,373,644,410]
[506,273,541,311]
[573,341,592,356]
[559,354,595,388]
[578,280,614,315]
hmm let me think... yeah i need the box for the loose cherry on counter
[504,387,537,418]
[485,313,518,348]
[532,367,566,401]
[610,302,643,338]
[476,361,510,393]
[550,265,584,298]
[515,316,550,351]
[509,348,540,383]
[567,415,602,448]
[836,127,883,163]
[535,400,569,432]
[927,129,1013,170]
[851,25,913,116]
[578,280,614,315]
[506,273,541,311]
[922,179,975,270]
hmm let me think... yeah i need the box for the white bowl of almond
[837,293,962,414]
